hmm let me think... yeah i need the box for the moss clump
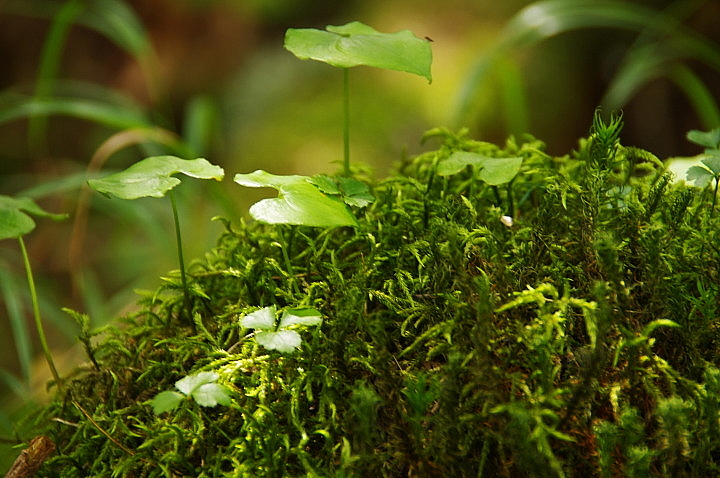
[33,114,720,477]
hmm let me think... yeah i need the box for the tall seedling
[88,156,224,319]
[284,21,433,176]
[0,196,67,387]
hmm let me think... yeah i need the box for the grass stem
[18,236,61,388]
[343,68,351,176]
[169,190,190,317]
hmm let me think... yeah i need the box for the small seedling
[151,371,231,414]
[0,195,67,387]
[685,128,720,213]
[284,21,432,176]
[88,156,224,316]
[240,305,322,353]
[234,170,362,227]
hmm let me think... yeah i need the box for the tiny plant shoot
[284,21,433,176]
[685,128,720,214]
[151,371,232,414]
[0,195,67,387]
[88,156,224,316]
[233,170,372,227]
[241,305,323,353]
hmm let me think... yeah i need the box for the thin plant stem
[343,68,351,176]
[18,236,61,388]
[168,190,190,315]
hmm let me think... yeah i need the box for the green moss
[32,116,720,477]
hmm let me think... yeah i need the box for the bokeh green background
[1,0,719,469]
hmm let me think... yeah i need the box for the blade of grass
[343,68,351,176]
[669,64,720,129]
[453,0,720,130]
[0,96,151,131]
[0,260,32,386]
[17,237,61,388]
[29,0,84,156]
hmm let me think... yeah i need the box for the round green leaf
[150,390,184,414]
[687,129,720,150]
[279,308,323,328]
[284,21,432,82]
[234,170,358,227]
[192,382,232,407]
[241,306,277,330]
[255,330,302,353]
[175,371,219,396]
[437,152,523,185]
[0,195,68,240]
[88,156,225,200]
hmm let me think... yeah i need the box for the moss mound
[34,116,720,477]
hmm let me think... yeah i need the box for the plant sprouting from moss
[240,305,322,353]
[151,371,232,414]
[0,196,67,388]
[284,21,432,176]
[88,156,224,318]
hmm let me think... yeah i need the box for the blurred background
[1,0,719,466]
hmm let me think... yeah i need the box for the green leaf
[234,170,358,227]
[150,390,184,414]
[687,164,714,188]
[175,371,220,396]
[279,308,323,328]
[284,21,432,82]
[0,195,68,240]
[191,382,232,407]
[687,129,720,150]
[437,151,523,185]
[702,155,720,176]
[255,330,302,353]
[309,175,375,208]
[241,306,277,330]
[337,177,375,207]
[88,156,225,200]
[309,174,341,195]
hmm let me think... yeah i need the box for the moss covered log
[32,114,720,477]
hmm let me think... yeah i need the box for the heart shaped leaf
[0,195,68,240]
[150,390,184,414]
[175,371,231,407]
[240,306,277,330]
[687,164,715,188]
[279,308,323,328]
[234,170,358,227]
[88,156,224,200]
[285,21,432,82]
[687,128,720,150]
[437,151,523,185]
[255,330,302,353]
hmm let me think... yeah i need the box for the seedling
[284,21,432,176]
[684,128,720,213]
[88,156,224,316]
[0,195,67,387]
[240,305,322,353]
[150,371,231,414]
[234,170,364,227]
